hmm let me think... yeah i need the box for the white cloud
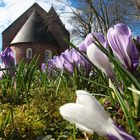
[0,0,74,33]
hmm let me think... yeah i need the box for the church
[2,3,70,65]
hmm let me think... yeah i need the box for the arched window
[45,49,52,62]
[26,48,32,59]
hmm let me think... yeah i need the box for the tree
[57,0,140,44]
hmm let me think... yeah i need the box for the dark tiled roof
[11,10,58,45]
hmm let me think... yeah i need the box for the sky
[0,0,77,51]
[0,0,140,51]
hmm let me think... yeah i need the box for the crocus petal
[75,123,93,134]
[64,60,73,74]
[60,90,136,140]
[76,90,109,120]
[80,55,92,74]
[85,32,107,48]
[0,47,15,68]
[53,56,64,70]
[107,125,136,140]
[70,49,81,66]
[59,103,94,134]
[0,70,3,79]
[107,23,132,68]
[78,41,87,52]
[86,43,115,79]
[41,63,46,73]
[61,49,73,64]
[85,33,93,47]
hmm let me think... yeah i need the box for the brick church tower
[2,3,70,65]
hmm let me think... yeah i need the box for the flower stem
[73,124,76,140]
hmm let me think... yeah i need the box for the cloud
[0,0,74,33]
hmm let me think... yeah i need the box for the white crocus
[86,43,115,80]
[59,90,135,140]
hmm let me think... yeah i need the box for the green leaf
[110,82,138,137]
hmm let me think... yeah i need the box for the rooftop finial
[48,5,57,15]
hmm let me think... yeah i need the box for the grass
[0,57,139,140]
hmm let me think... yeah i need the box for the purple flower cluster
[80,23,140,79]
[42,23,140,79]
[46,48,91,75]
[79,31,115,79]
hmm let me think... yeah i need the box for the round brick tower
[10,10,59,65]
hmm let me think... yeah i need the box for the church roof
[48,6,57,15]
[11,10,58,45]
[2,2,69,50]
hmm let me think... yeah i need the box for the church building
[2,3,70,65]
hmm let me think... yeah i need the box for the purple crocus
[61,49,83,73]
[41,63,46,73]
[85,32,108,48]
[52,56,64,70]
[63,60,74,74]
[0,47,15,68]
[78,41,87,52]
[80,55,92,75]
[78,32,106,53]
[70,48,81,66]
[107,23,140,72]
[61,49,73,64]
[84,32,115,79]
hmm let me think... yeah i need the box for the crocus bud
[61,49,73,64]
[107,23,139,72]
[86,43,115,80]
[53,56,64,70]
[41,63,46,73]
[63,60,74,74]
[78,41,87,52]
[85,32,107,48]
[0,47,15,68]
[70,48,81,65]
[59,90,135,140]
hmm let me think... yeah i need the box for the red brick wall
[10,43,59,66]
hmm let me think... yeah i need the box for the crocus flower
[78,41,87,52]
[70,48,81,65]
[85,32,108,48]
[107,23,139,72]
[87,43,115,80]
[52,56,64,70]
[63,60,74,74]
[61,49,73,64]
[41,63,46,73]
[59,90,135,140]
[80,55,92,74]
[0,47,15,68]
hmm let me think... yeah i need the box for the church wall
[10,43,59,66]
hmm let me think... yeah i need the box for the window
[26,48,32,59]
[45,50,52,62]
